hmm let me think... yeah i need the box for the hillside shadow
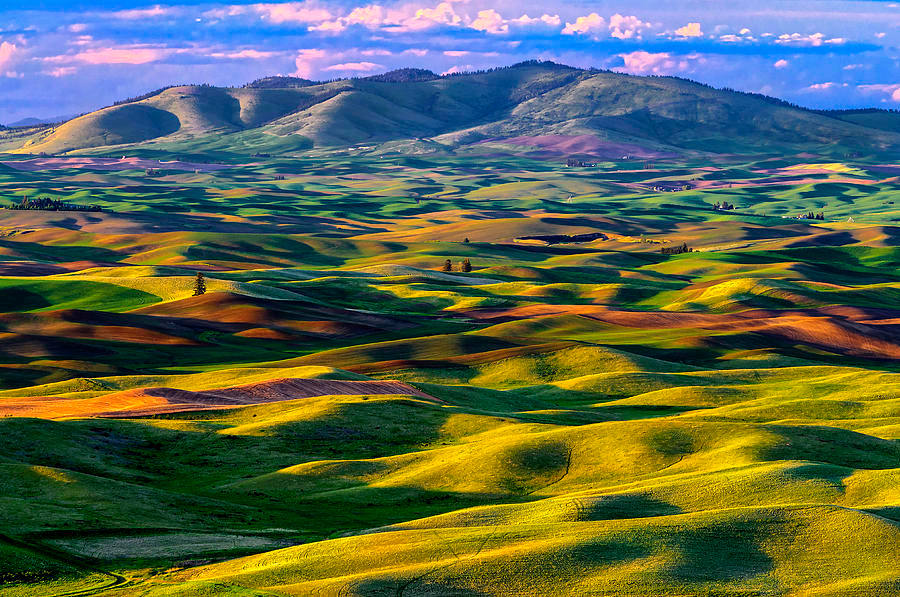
[0,289,50,312]
[568,493,682,521]
[0,239,124,263]
[663,520,774,584]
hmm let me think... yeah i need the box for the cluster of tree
[653,76,900,122]
[650,183,691,192]
[660,242,693,255]
[441,60,575,79]
[3,124,57,136]
[441,258,472,273]
[714,201,736,210]
[566,158,596,167]
[800,212,826,220]
[517,232,607,245]
[7,197,102,212]
[364,68,439,83]
[145,168,163,176]
[814,107,900,117]
[242,60,582,90]
[244,76,314,89]
[113,85,186,106]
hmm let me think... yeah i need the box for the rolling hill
[12,61,900,157]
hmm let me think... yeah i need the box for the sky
[0,0,899,123]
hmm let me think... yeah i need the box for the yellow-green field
[1,151,900,596]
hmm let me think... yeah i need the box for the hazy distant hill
[5,114,76,127]
[13,61,900,156]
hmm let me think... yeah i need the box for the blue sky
[1,0,898,123]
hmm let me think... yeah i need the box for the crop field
[1,150,900,596]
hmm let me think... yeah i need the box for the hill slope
[14,62,900,156]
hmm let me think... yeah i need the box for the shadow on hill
[0,289,49,312]
[345,578,491,596]
[763,425,900,470]
[662,519,775,584]
[0,239,124,262]
[569,493,682,521]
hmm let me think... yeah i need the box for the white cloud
[253,2,334,24]
[858,83,900,102]
[540,14,561,26]
[470,9,508,34]
[110,5,175,20]
[616,50,705,75]
[609,14,650,39]
[444,50,469,57]
[562,12,650,39]
[562,13,605,36]
[876,32,887,39]
[619,51,673,74]
[674,22,702,37]
[511,13,560,27]
[441,64,475,75]
[401,2,463,31]
[774,32,844,47]
[442,64,474,75]
[806,82,836,90]
[344,5,388,27]
[774,59,789,69]
[739,27,751,35]
[43,66,77,77]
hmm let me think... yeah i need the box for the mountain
[12,61,900,156]
[5,114,76,127]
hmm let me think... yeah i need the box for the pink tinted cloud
[210,49,281,59]
[47,47,168,64]
[293,48,327,77]
[44,66,77,77]
[0,41,18,70]
[111,5,175,20]
[324,61,381,71]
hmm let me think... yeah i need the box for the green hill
[15,61,900,156]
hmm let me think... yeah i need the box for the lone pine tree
[193,271,207,296]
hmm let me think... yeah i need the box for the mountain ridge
[9,60,900,157]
